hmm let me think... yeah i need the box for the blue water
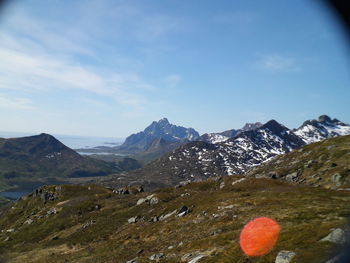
[0,131,124,149]
[0,191,29,200]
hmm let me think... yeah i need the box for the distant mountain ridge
[198,122,263,144]
[116,118,199,153]
[0,133,119,191]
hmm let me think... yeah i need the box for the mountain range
[98,115,350,190]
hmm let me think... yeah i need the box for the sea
[0,131,124,149]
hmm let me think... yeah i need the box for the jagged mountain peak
[118,118,200,153]
[295,115,350,144]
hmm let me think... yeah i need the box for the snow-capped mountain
[117,118,200,153]
[128,120,305,183]
[294,115,350,144]
[198,122,262,144]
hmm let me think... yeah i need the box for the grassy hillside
[248,135,350,189]
[0,177,349,263]
[0,134,121,192]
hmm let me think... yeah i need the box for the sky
[0,0,349,138]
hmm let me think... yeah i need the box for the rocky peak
[240,122,263,132]
[261,120,289,135]
[318,115,332,123]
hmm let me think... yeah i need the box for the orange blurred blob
[239,217,280,257]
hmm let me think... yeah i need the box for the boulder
[177,206,190,217]
[275,251,296,263]
[320,228,346,244]
[136,198,147,206]
[128,216,138,224]
[149,196,160,205]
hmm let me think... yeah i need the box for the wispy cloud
[0,95,35,110]
[254,55,300,73]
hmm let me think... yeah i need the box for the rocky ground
[0,176,349,263]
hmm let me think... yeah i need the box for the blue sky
[0,0,349,137]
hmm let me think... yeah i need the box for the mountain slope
[294,115,350,144]
[248,134,350,190]
[0,134,119,191]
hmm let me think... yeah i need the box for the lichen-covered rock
[320,228,346,244]
[275,251,296,263]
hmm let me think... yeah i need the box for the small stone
[47,208,57,215]
[320,228,346,244]
[52,235,59,240]
[285,172,298,182]
[168,246,174,250]
[275,251,296,263]
[24,219,34,225]
[219,182,225,189]
[330,173,342,187]
[128,216,138,224]
[149,253,165,261]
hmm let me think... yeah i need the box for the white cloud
[0,35,153,110]
[0,95,35,110]
[254,55,300,72]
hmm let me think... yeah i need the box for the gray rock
[188,255,206,263]
[219,182,225,189]
[275,251,296,263]
[24,219,34,225]
[181,252,207,263]
[285,172,298,182]
[159,210,177,221]
[149,253,165,261]
[126,258,139,263]
[128,216,138,224]
[321,228,346,244]
[177,206,190,217]
[136,198,147,206]
[47,208,57,215]
[149,196,160,205]
[331,173,342,187]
